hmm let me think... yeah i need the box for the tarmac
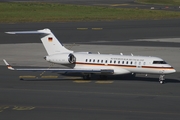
[1,19,180,120]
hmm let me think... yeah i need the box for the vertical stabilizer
[6,28,73,55]
[38,29,73,55]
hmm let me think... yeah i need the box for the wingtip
[3,59,14,70]
[5,32,16,34]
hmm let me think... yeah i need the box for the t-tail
[6,29,73,55]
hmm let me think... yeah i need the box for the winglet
[3,59,15,70]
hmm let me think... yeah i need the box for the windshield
[153,61,167,64]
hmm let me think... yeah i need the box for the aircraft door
[136,61,142,68]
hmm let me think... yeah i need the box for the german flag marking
[48,37,53,42]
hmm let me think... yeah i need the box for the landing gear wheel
[160,80,164,84]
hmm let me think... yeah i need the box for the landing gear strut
[83,74,91,80]
[100,75,107,79]
[159,75,165,84]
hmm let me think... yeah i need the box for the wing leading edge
[3,59,114,74]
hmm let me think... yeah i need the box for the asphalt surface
[1,66,180,120]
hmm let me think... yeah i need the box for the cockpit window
[153,61,167,64]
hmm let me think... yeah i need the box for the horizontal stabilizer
[5,29,51,35]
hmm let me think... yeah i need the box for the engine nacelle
[44,53,76,64]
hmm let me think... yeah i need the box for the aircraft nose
[168,67,176,74]
[172,68,176,73]
[164,67,176,74]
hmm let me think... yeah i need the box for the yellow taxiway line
[73,80,91,83]
[19,76,36,79]
[77,28,88,30]
[91,28,103,30]
[12,106,35,111]
[95,81,114,84]
[41,76,58,79]
[77,28,103,30]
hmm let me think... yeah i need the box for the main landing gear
[83,74,91,80]
[159,75,165,84]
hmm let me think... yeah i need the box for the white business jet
[3,29,176,84]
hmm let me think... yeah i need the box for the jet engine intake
[68,53,76,63]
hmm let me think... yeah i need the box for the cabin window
[93,59,95,62]
[89,59,91,62]
[97,60,99,63]
[153,61,166,64]
[131,61,133,64]
[101,60,103,63]
[110,60,112,63]
[143,62,146,65]
[105,60,108,63]
[86,59,88,62]
[118,61,120,64]
[126,61,128,64]
[122,61,124,64]
[114,61,116,64]
[139,62,141,65]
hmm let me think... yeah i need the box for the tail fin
[6,29,73,55]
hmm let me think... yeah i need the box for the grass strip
[136,0,180,6]
[1,2,180,23]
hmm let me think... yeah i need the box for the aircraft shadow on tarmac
[20,74,180,84]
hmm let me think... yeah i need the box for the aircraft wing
[3,59,114,74]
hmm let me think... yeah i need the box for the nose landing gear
[159,75,165,84]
